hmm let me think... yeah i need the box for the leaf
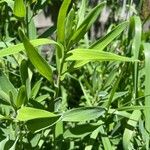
[19,59,31,99]
[66,49,138,62]
[20,59,28,85]
[30,80,42,99]
[17,107,58,121]
[0,72,18,103]
[123,110,141,150]
[0,90,10,104]
[26,116,60,132]
[19,29,53,82]
[85,126,101,150]
[63,124,99,139]
[65,8,76,42]
[0,38,59,58]
[99,125,113,150]
[90,21,129,49]
[35,94,49,102]
[16,85,28,109]
[57,0,72,43]
[77,0,87,27]
[38,26,56,38]
[68,1,106,46]
[62,107,105,122]
[28,6,37,40]
[130,16,142,99]
[74,21,129,68]
[143,43,150,132]
[13,0,26,18]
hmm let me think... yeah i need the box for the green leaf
[17,107,58,121]
[62,107,105,122]
[130,16,142,99]
[143,43,150,132]
[28,6,37,40]
[74,21,129,68]
[19,59,31,99]
[63,124,99,139]
[35,94,49,102]
[65,8,76,43]
[77,0,87,27]
[30,80,42,99]
[123,110,141,150]
[90,21,129,49]
[26,116,60,132]
[19,29,53,82]
[0,72,18,103]
[20,59,28,85]
[68,1,106,46]
[66,49,138,62]
[13,0,26,18]
[99,125,113,150]
[57,0,72,43]
[0,38,59,58]
[16,85,28,109]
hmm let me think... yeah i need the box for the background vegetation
[0,0,150,149]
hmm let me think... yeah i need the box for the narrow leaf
[143,43,150,132]
[68,1,106,46]
[90,21,129,49]
[16,85,27,108]
[30,80,42,99]
[62,107,105,122]
[0,38,60,58]
[19,29,53,82]
[74,21,129,68]
[57,0,72,43]
[123,110,141,150]
[66,49,138,62]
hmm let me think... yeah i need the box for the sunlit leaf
[17,107,58,121]
[19,29,53,82]
[68,1,106,47]
[13,0,26,18]
[62,107,105,122]
[66,49,138,62]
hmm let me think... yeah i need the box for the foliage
[0,0,150,149]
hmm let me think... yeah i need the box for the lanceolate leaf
[63,124,99,139]
[68,1,106,46]
[75,21,129,68]
[90,21,129,49]
[0,72,18,103]
[19,29,53,82]
[62,107,105,122]
[0,38,60,58]
[13,0,26,18]
[66,49,138,62]
[57,0,72,43]
[16,85,28,108]
[123,110,141,150]
[17,107,58,121]
[143,43,150,133]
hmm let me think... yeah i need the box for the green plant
[0,0,150,149]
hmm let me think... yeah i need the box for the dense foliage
[0,0,150,149]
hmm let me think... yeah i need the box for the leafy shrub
[0,0,150,149]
